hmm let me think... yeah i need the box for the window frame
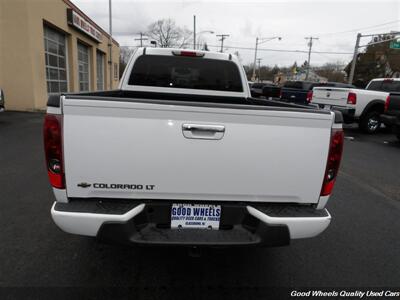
[380,80,400,92]
[77,42,91,92]
[114,63,119,81]
[120,49,248,98]
[366,80,383,91]
[96,51,105,90]
[44,25,69,94]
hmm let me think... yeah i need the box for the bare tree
[147,19,192,48]
[120,47,134,64]
[119,47,134,77]
[315,61,347,83]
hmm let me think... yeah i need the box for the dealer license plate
[171,203,221,230]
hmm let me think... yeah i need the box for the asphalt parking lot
[1,111,400,298]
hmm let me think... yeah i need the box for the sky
[71,0,400,67]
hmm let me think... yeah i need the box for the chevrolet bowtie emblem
[77,182,91,188]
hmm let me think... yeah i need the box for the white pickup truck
[44,48,343,247]
[311,79,391,133]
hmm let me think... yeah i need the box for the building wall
[0,0,120,111]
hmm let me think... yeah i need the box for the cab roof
[139,47,235,61]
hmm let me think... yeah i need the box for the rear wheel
[359,111,381,134]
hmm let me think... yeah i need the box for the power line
[206,44,352,54]
[121,43,354,55]
[134,32,148,47]
[316,19,400,37]
[251,36,281,82]
[216,34,230,52]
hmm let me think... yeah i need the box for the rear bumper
[381,114,398,126]
[51,200,331,246]
[325,106,355,123]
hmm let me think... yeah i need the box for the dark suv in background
[250,83,281,99]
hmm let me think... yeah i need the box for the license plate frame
[170,203,221,230]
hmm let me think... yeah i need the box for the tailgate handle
[182,123,225,140]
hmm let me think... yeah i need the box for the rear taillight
[347,92,357,105]
[320,128,344,196]
[306,90,313,103]
[279,89,283,98]
[384,94,391,112]
[43,114,64,189]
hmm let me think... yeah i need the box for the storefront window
[114,63,118,80]
[44,26,68,94]
[96,51,104,90]
[78,42,90,92]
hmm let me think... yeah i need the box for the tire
[359,110,381,134]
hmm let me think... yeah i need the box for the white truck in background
[44,48,343,247]
[311,78,392,134]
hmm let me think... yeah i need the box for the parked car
[44,47,343,248]
[280,81,354,106]
[250,82,280,99]
[0,89,4,112]
[381,92,400,141]
[311,78,396,133]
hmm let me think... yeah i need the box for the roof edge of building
[63,0,120,47]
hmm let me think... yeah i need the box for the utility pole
[305,36,318,80]
[216,34,229,52]
[348,33,362,84]
[252,37,259,82]
[135,32,148,47]
[257,58,262,83]
[251,36,281,82]
[347,31,400,84]
[108,0,113,89]
[193,15,196,49]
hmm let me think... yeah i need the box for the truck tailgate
[282,89,307,104]
[62,98,333,204]
[312,88,349,107]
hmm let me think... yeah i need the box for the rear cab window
[381,80,400,92]
[128,55,243,92]
[367,80,400,92]
[367,80,383,91]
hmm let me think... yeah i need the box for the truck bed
[49,89,336,111]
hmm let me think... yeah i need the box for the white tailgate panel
[63,100,332,204]
[312,88,349,106]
